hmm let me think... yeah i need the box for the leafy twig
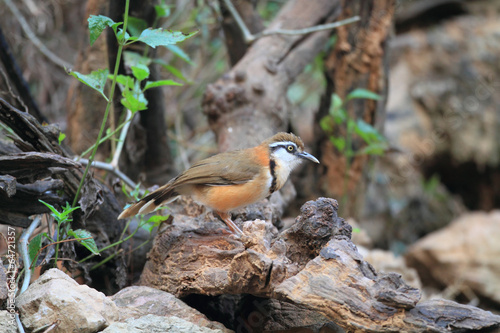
[30,237,93,270]
[72,0,131,207]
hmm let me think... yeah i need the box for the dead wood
[202,0,341,152]
[0,98,123,248]
[139,197,500,332]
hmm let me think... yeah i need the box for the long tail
[118,183,178,219]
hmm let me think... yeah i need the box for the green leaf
[330,94,343,114]
[58,132,66,145]
[124,51,152,68]
[137,28,197,48]
[354,119,385,144]
[319,116,333,132]
[346,88,381,101]
[121,89,148,111]
[330,136,345,152]
[131,64,150,81]
[117,28,131,42]
[165,44,193,64]
[69,69,109,100]
[127,17,148,37]
[155,1,171,18]
[141,215,170,233]
[58,202,80,221]
[163,64,189,82]
[88,15,116,46]
[28,233,45,272]
[144,80,182,90]
[39,200,63,220]
[355,142,389,156]
[113,74,135,90]
[68,229,100,255]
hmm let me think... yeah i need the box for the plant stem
[54,220,61,268]
[341,118,354,213]
[79,221,140,263]
[72,0,131,208]
[79,116,132,158]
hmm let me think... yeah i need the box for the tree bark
[317,0,394,214]
[66,0,110,158]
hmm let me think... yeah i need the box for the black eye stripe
[271,144,296,152]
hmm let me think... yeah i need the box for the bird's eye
[287,145,295,152]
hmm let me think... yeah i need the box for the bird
[117,132,319,234]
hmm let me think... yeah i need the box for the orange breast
[192,167,271,213]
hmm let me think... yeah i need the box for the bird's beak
[298,151,320,164]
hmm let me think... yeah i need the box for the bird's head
[263,133,319,171]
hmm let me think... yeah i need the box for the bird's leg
[215,211,244,235]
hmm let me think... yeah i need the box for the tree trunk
[317,0,394,215]
[203,0,341,151]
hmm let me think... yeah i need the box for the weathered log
[139,197,500,332]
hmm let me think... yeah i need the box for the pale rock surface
[101,314,223,333]
[17,268,120,333]
[0,311,17,333]
[406,211,500,304]
[111,286,231,332]
[360,247,422,290]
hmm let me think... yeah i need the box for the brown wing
[171,149,261,187]
[118,149,262,218]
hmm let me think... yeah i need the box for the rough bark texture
[66,0,110,157]
[318,0,394,214]
[138,197,500,332]
[203,0,341,152]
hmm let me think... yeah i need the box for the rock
[406,211,500,305]
[17,268,119,332]
[360,247,422,290]
[101,314,224,333]
[111,286,231,332]
[0,311,17,333]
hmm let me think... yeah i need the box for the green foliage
[88,15,115,46]
[346,88,381,101]
[36,200,99,269]
[67,229,100,255]
[141,215,170,233]
[132,29,197,48]
[68,69,109,101]
[321,90,389,211]
[27,232,45,272]
[58,132,66,145]
[66,0,196,273]
[321,91,388,158]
